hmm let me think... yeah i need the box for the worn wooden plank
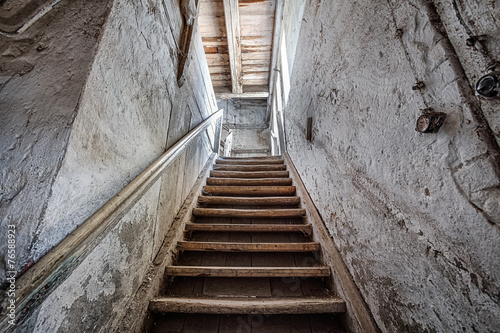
[185,223,312,234]
[198,195,299,206]
[165,266,330,277]
[223,0,242,93]
[215,91,269,99]
[193,208,305,218]
[219,156,282,160]
[212,164,286,171]
[215,158,283,165]
[177,241,321,252]
[206,177,291,186]
[149,297,347,314]
[203,186,295,196]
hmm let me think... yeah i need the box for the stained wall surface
[1,0,217,331]
[218,98,270,156]
[283,0,500,332]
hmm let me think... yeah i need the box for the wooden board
[149,297,347,314]
[203,185,296,196]
[177,241,321,252]
[192,208,306,218]
[185,223,312,234]
[165,266,330,277]
[206,177,292,186]
[212,164,286,171]
[198,195,300,206]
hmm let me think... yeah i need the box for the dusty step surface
[185,223,313,234]
[218,156,283,160]
[176,251,323,268]
[203,186,296,196]
[165,266,330,277]
[151,313,347,333]
[192,208,306,218]
[178,242,321,252]
[198,195,300,206]
[206,177,292,186]
[149,297,346,314]
[210,170,290,178]
[215,159,285,165]
[212,165,287,172]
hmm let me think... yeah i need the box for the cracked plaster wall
[284,0,500,332]
[1,0,216,331]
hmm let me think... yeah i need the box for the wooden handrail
[0,109,223,331]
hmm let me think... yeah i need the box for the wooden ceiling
[198,0,276,98]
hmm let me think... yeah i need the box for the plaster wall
[1,0,216,331]
[284,0,500,332]
[217,98,270,156]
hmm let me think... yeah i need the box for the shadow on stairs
[148,155,347,333]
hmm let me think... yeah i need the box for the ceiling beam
[223,0,243,94]
[216,91,269,99]
[266,0,284,121]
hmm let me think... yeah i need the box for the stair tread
[215,159,284,165]
[206,177,292,186]
[149,296,346,314]
[210,170,290,178]
[178,241,320,252]
[213,165,287,171]
[198,195,300,206]
[165,266,330,277]
[185,223,312,233]
[203,186,296,197]
[193,208,306,218]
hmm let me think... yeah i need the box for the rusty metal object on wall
[475,61,500,100]
[416,109,447,134]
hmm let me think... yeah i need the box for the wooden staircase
[149,156,347,332]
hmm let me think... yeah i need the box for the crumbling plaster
[284,0,500,332]
[1,0,216,331]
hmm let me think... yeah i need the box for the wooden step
[212,164,287,172]
[198,195,301,206]
[210,170,289,178]
[165,266,330,277]
[149,297,346,314]
[215,159,284,165]
[203,186,296,196]
[219,156,283,160]
[178,241,321,252]
[185,223,312,234]
[206,177,292,186]
[192,208,306,218]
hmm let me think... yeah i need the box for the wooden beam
[215,91,269,99]
[206,177,292,186]
[197,195,300,206]
[202,185,296,196]
[219,156,283,160]
[149,297,347,314]
[178,241,320,252]
[222,0,243,93]
[212,164,286,171]
[185,223,312,234]
[192,208,306,218]
[165,266,330,277]
[209,170,289,178]
[215,158,283,165]
[266,0,284,121]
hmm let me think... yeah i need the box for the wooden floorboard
[149,297,347,314]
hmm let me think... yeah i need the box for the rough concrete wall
[217,98,270,156]
[0,0,112,283]
[1,0,216,331]
[285,0,500,332]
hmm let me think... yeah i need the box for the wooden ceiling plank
[223,0,243,94]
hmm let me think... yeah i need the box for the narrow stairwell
[149,156,347,332]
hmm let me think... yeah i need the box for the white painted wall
[1,0,217,331]
[282,0,500,332]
